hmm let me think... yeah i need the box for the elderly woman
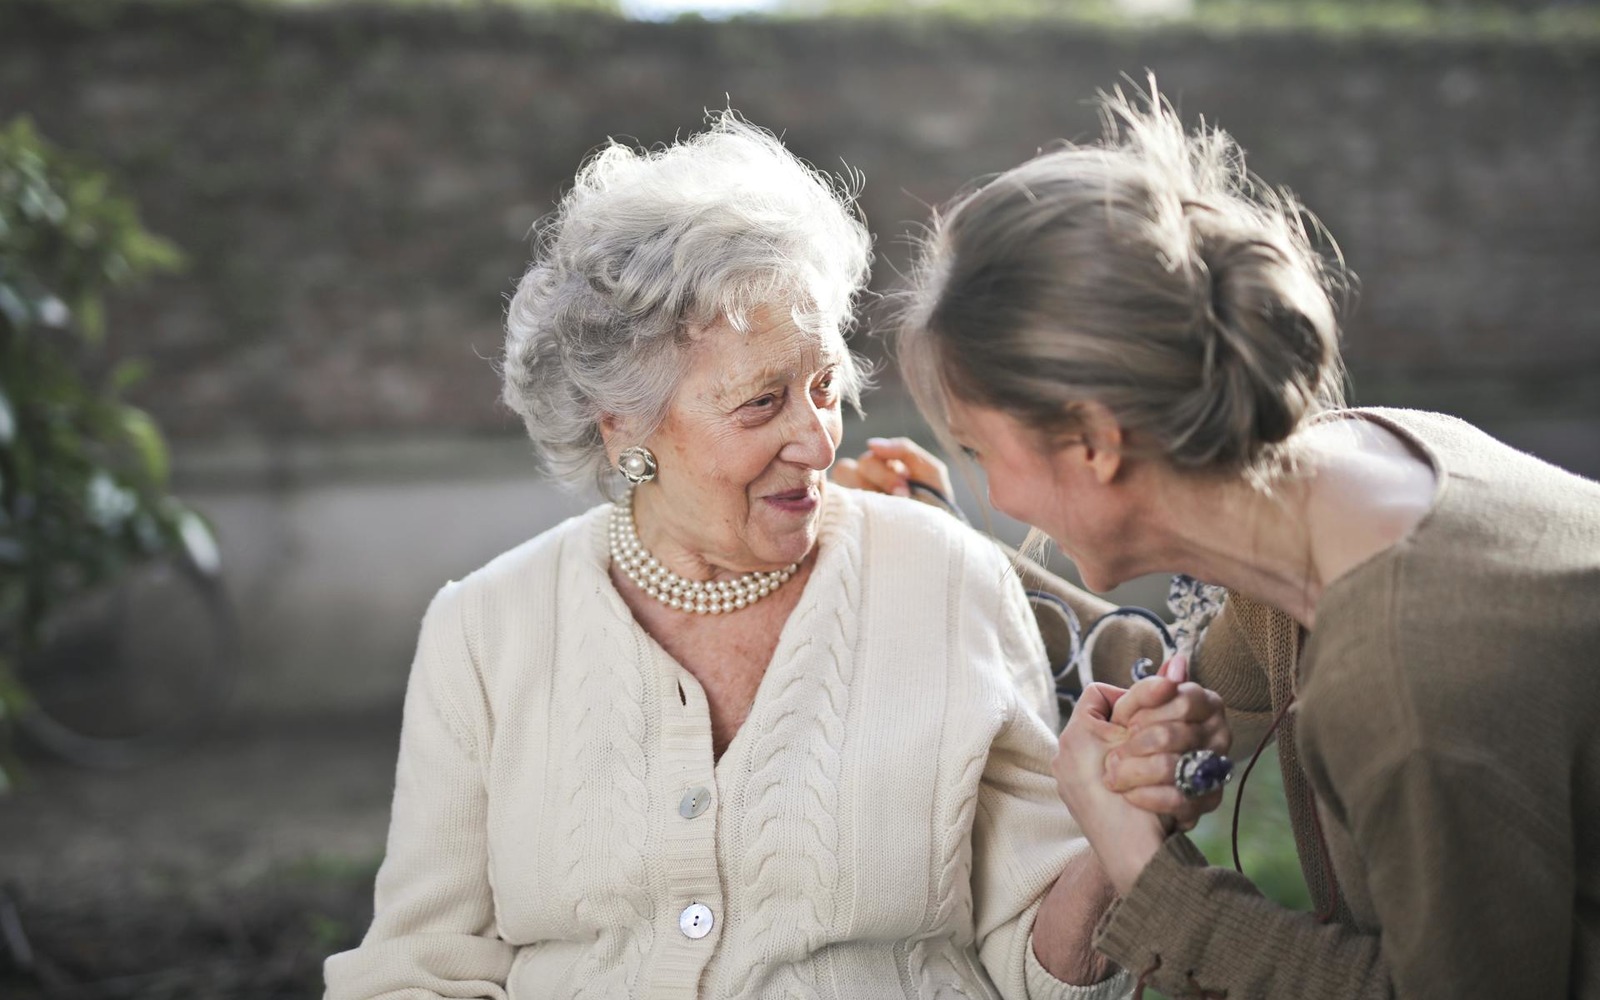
[322,116,1227,1000]
[894,84,1600,999]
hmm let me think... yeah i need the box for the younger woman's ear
[1072,400,1124,486]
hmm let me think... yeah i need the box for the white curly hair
[501,112,874,495]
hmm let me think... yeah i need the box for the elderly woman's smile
[762,486,820,513]
[619,305,846,581]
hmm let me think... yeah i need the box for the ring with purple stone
[1174,749,1234,800]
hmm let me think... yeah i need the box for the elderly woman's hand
[1102,655,1231,832]
[833,437,954,506]
[1052,683,1169,895]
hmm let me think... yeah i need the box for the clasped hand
[1052,656,1231,895]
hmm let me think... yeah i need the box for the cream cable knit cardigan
[324,488,1131,1000]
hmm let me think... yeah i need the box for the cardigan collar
[573,485,862,781]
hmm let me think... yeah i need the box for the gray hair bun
[903,77,1348,479]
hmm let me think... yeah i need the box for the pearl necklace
[609,491,797,615]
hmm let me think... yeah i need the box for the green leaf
[109,359,150,393]
[131,510,164,554]
[117,405,169,488]
[0,114,201,774]
[176,509,222,577]
[84,470,136,531]
[75,294,104,342]
[35,295,69,328]
[18,183,66,225]
[0,653,32,718]
[0,283,28,330]
[137,235,184,274]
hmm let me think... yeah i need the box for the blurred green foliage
[791,0,1600,39]
[27,0,1600,37]
[0,117,216,787]
[1189,741,1313,912]
[254,0,622,9]
[14,0,1598,42]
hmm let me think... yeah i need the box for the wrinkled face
[621,305,845,574]
[945,395,1136,593]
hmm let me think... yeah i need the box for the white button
[679,902,714,939]
[679,786,711,819]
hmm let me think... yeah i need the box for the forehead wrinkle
[709,327,842,402]
[711,357,792,403]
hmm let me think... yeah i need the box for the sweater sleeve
[1093,834,1390,999]
[997,555,1065,732]
[323,583,515,1000]
[971,689,1133,1000]
[1098,737,1577,1000]
[1187,595,1276,754]
[971,563,1132,1000]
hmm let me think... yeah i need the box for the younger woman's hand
[1053,683,1168,896]
[1102,655,1231,831]
[832,437,954,506]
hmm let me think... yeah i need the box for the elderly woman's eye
[961,445,980,461]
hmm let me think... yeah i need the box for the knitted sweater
[1094,408,1600,999]
[324,487,1132,1000]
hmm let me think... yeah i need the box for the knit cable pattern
[560,616,656,997]
[910,540,986,999]
[725,500,862,998]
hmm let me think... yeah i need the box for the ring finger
[1102,750,1184,794]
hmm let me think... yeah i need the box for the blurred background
[0,0,1596,994]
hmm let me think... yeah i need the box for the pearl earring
[617,445,658,485]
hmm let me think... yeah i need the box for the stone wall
[4,1,1596,714]
[6,2,1598,452]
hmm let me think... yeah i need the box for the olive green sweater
[1092,408,1600,999]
